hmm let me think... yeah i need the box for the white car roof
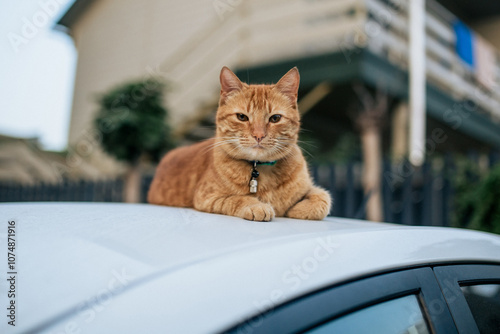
[1,203,500,334]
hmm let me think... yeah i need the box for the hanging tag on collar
[249,161,259,193]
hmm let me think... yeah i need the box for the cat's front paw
[238,203,275,222]
[286,188,332,220]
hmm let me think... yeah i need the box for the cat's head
[215,66,301,162]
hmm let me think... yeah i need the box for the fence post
[382,160,393,223]
[402,164,413,225]
[329,165,336,216]
[346,162,356,218]
[442,154,453,227]
[422,162,432,226]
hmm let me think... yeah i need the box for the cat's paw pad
[240,203,275,222]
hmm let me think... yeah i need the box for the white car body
[1,203,500,333]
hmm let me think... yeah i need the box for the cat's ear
[220,66,244,103]
[275,67,300,105]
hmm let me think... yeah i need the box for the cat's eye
[269,114,282,123]
[236,113,248,122]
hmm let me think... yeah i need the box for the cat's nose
[253,133,266,143]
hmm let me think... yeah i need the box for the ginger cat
[148,66,331,221]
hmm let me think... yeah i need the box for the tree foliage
[453,159,500,234]
[94,79,174,164]
[299,132,361,164]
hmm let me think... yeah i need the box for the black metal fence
[0,160,471,227]
[310,161,453,226]
[0,179,124,202]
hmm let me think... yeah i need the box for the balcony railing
[159,0,500,134]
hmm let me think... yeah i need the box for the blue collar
[249,160,277,166]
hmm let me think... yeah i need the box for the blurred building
[0,134,105,184]
[0,134,62,184]
[57,0,500,170]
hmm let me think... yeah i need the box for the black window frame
[433,264,500,334]
[225,267,458,334]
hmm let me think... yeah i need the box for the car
[1,202,499,334]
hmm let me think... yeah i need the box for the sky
[0,0,76,151]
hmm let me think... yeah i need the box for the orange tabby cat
[148,66,331,221]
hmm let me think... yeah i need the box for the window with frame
[305,294,430,334]
[460,284,500,334]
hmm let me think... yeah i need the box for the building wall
[471,15,500,50]
[64,0,500,174]
[0,135,106,184]
[65,0,365,156]
[67,0,222,171]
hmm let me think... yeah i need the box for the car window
[460,284,500,334]
[305,294,430,334]
[227,267,458,334]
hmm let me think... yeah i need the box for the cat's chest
[235,162,304,192]
[252,168,309,214]
[246,165,284,190]
[221,163,284,188]
[214,159,309,213]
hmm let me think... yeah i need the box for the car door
[226,264,500,334]
[226,267,458,333]
[434,264,500,334]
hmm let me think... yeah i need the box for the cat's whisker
[201,138,240,155]
[300,148,314,159]
[275,138,311,158]
[268,141,293,160]
[226,144,246,158]
[202,140,230,152]
[295,140,318,149]
[275,137,297,143]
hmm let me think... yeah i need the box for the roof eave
[55,0,96,30]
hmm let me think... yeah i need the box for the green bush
[452,159,500,234]
[95,79,174,164]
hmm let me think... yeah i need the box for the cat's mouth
[228,137,289,160]
[240,144,271,160]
